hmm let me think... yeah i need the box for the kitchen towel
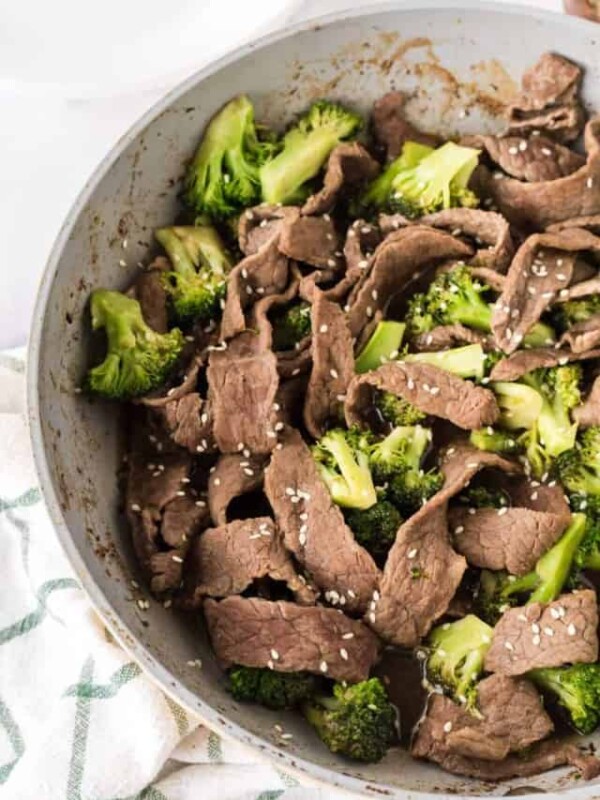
[0,350,359,800]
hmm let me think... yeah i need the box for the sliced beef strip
[221,234,289,340]
[468,265,507,293]
[139,355,202,409]
[279,214,343,269]
[490,345,600,381]
[238,205,299,256]
[450,506,567,575]
[179,517,316,608]
[371,91,439,160]
[263,428,380,614]
[370,502,466,647]
[249,265,302,352]
[507,52,585,144]
[485,590,599,676]
[204,596,380,682]
[561,314,600,353]
[481,117,600,231]
[301,142,380,216]
[161,494,206,548]
[132,257,170,333]
[303,291,355,438]
[345,363,499,431]
[413,325,493,353]
[438,442,521,500]
[380,209,514,273]
[346,226,473,339]
[208,453,268,526]
[549,214,600,234]
[468,134,585,182]
[158,392,215,454]
[207,331,279,454]
[275,374,309,429]
[557,274,600,301]
[276,342,312,379]
[491,228,600,353]
[508,476,571,523]
[574,375,600,427]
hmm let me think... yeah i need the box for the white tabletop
[1,0,562,350]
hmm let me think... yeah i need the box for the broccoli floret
[259,101,362,205]
[370,425,443,516]
[426,615,493,708]
[405,343,486,380]
[228,666,317,710]
[184,95,276,219]
[155,224,232,324]
[355,321,406,373]
[491,381,544,431]
[375,390,427,427]
[312,427,377,510]
[469,427,521,456]
[552,296,600,333]
[522,365,582,459]
[271,301,312,351]
[85,290,184,400]
[571,496,600,570]
[344,499,402,559]
[356,141,434,213]
[555,427,600,497]
[457,485,510,509]
[387,142,480,218]
[303,678,396,762]
[530,664,600,735]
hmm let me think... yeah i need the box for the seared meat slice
[485,590,599,675]
[561,314,600,353]
[238,205,299,256]
[302,142,380,216]
[490,345,600,381]
[204,596,380,682]
[439,442,521,499]
[371,91,439,159]
[264,428,379,614]
[132,257,170,333]
[470,134,584,182]
[279,214,343,269]
[208,452,268,526]
[412,325,492,353]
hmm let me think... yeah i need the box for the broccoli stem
[405,343,485,380]
[355,321,406,373]
[491,381,544,431]
[323,434,377,509]
[155,225,232,278]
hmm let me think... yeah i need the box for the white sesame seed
[568,623,577,636]
[407,378,415,390]
[358,259,369,269]
[246,285,253,295]
[243,468,254,477]
[176,490,186,497]
[508,146,518,155]
[330,368,339,379]
[327,258,336,268]
[454,526,465,534]
[274,422,284,432]
[369,612,376,623]
[119,258,127,267]
[340,648,349,661]
[319,324,328,333]
[130,503,141,512]
[541,147,552,156]
[532,635,541,646]
[443,721,453,733]
[366,306,373,318]
[371,289,378,301]
[587,177,594,189]
[519,140,528,152]
[407,548,418,559]
[213,478,221,487]
[347,590,356,599]
[270,649,280,660]
[267,659,274,670]
[172,555,183,563]
[342,632,354,640]
[543,627,554,637]
[530,491,539,501]
[518,614,528,622]
[195,500,206,508]
[241,267,248,279]
[504,641,515,651]
[550,608,560,619]
[320,661,328,673]
[497,507,508,516]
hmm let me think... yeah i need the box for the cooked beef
[159,392,214,454]
[139,355,202,409]
[439,442,521,499]
[221,235,289,340]
[208,453,267,526]
[370,503,466,647]
[491,228,600,353]
[276,341,313,379]
[371,91,439,159]
[561,314,600,353]
[207,332,280,454]
[249,266,302,352]
[302,142,380,216]
[279,214,343,269]
[345,363,499,430]
[347,226,472,339]
[238,205,299,256]
[160,494,205,548]
[303,291,355,438]
[179,517,315,608]
[275,374,309,429]
[574,375,600,427]
[380,209,514,273]
[133,258,169,333]
[508,476,571,523]
[485,590,599,675]
[263,428,380,614]
[507,52,585,144]
[549,214,600,234]
[482,117,600,230]
[468,265,507,293]
[450,506,567,575]
[490,345,600,381]
[469,134,585,182]
[204,596,380,682]
[558,275,600,302]
[413,325,492,353]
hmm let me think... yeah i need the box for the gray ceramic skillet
[27,2,600,796]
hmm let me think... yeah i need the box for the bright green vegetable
[344,499,402,559]
[469,427,521,456]
[356,141,433,213]
[271,301,312,351]
[555,427,600,498]
[522,364,582,458]
[312,427,377,510]
[491,381,544,431]
[229,666,317,710]
[355,321,405,373]
[530,664,600,735]
[375,391,427,427]
[405,343,486,380]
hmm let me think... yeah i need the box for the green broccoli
[530,664,600,735]
[457,485,510,509]
[426,615,493,708]
[469,427,521,456]
[491,381,544,431]
[260,101,362,205]
[312,427,377,510]
[555,427,600,498]
[355,321,406,374]
[522,364,582,459]
[228,666,317,710]
[405,343,486,380]
[85,290,184,400]
[388,142,480,218]
[155,224,232,324]
[356,140,433,214]
[375,390,427,427]
[184,95,277,219]
[405,265,556,347]
[369,425,443,517]
[271,301,312,351]
[303,678,396,762]
[552,295,600,333]
[570,495,600,570]
[344,499,402,559]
